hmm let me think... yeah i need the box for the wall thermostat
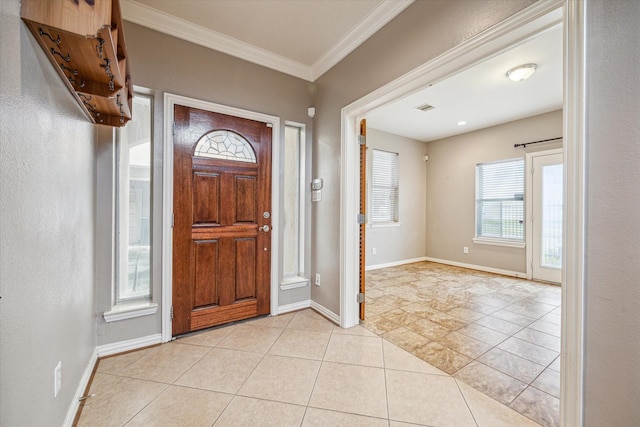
[311,178,323,190]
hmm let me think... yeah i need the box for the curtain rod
[514,137,562,148]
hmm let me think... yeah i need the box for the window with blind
[371,149,399,223]
[475,158,524,241]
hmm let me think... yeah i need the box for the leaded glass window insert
[194,130,256,163]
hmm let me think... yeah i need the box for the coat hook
[39,28,61,44]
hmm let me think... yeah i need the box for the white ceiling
[367,24,563,142]
[121,0,562,143]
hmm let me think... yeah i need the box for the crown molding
[121,0,414,82]
[310,0,414,80]
[121,0,312,80]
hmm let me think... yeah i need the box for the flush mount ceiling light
[506,63,537,82]
[457,121,467,126]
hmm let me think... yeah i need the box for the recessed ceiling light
[415,103,435,112]
[506,63,537,81]
[457,121,467,126]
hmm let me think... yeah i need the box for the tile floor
[78,308,543,427]
[363,262,561,427]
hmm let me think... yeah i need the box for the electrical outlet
[315,273,321,286]
[54,361,62,398]
[463,247,469,254]
[372,247,377,255]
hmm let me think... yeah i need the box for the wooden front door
[172,105,272,336]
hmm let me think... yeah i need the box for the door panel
[173,105,272,336]
[235,176,257,222]
[532,152,563,283]
[193,172,220,224]
[193,240,219,308]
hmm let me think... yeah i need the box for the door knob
[259,225,270,232]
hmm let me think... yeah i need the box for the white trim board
[423,257,527,279]
[310,301,341,326]
[121,0,413,82]
[162,93,281,343]
[277,300,311,315]
[366,257,428,271]
[62,349,97,427]
[97,334,163,358]
[340,1,584,426]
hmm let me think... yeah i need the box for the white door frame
[161,93,281,342]
[340,1,586,426]
[526,148,564,282]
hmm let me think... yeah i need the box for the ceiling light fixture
[457,121,467,126]
[506,63,537,82]
[415,103,435,112]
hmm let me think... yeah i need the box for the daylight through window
[371,149,399,223]
[475,158,525,241]
[117,93,153,303]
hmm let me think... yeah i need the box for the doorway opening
[340,1,587,426]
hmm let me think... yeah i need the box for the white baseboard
[277,300,311,314]
[310,300,340,325]
[96,333,163,358]
[62,348,98,427]
[423,257,527,279]
[366,256,428,271]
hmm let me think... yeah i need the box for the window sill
[369,222,401,228]
[472,237,525,248]
[280,276,309,291]
[103,301,158,323]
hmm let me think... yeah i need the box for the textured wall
[425,110,562,273]
[584,0,640,424]
[0,0,97,425]
[311,0,537,314]
[365,128,427,267]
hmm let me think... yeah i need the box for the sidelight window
[281,123,307,287]
[116,92,153,303]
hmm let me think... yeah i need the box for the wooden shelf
[21,0,133,127]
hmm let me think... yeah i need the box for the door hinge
[357,213,367,224]
[170,305,174,321]
[357,293,365,303]
[171,213,174,228]
[358,135,366,146]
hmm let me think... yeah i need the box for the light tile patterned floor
[78,308,542,427]
[363,261,561,427]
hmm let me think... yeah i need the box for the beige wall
[365,128,427,267]
[0,1,97,424]
[584,1,640,425]
[311,0,537,314]
[425,110,562,273]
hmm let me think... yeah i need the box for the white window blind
[475,158,524,240]
[371,149,399,223]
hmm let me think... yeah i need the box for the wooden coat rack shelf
[21,0,133,127]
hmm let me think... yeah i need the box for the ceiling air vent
[415,103,435,112]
